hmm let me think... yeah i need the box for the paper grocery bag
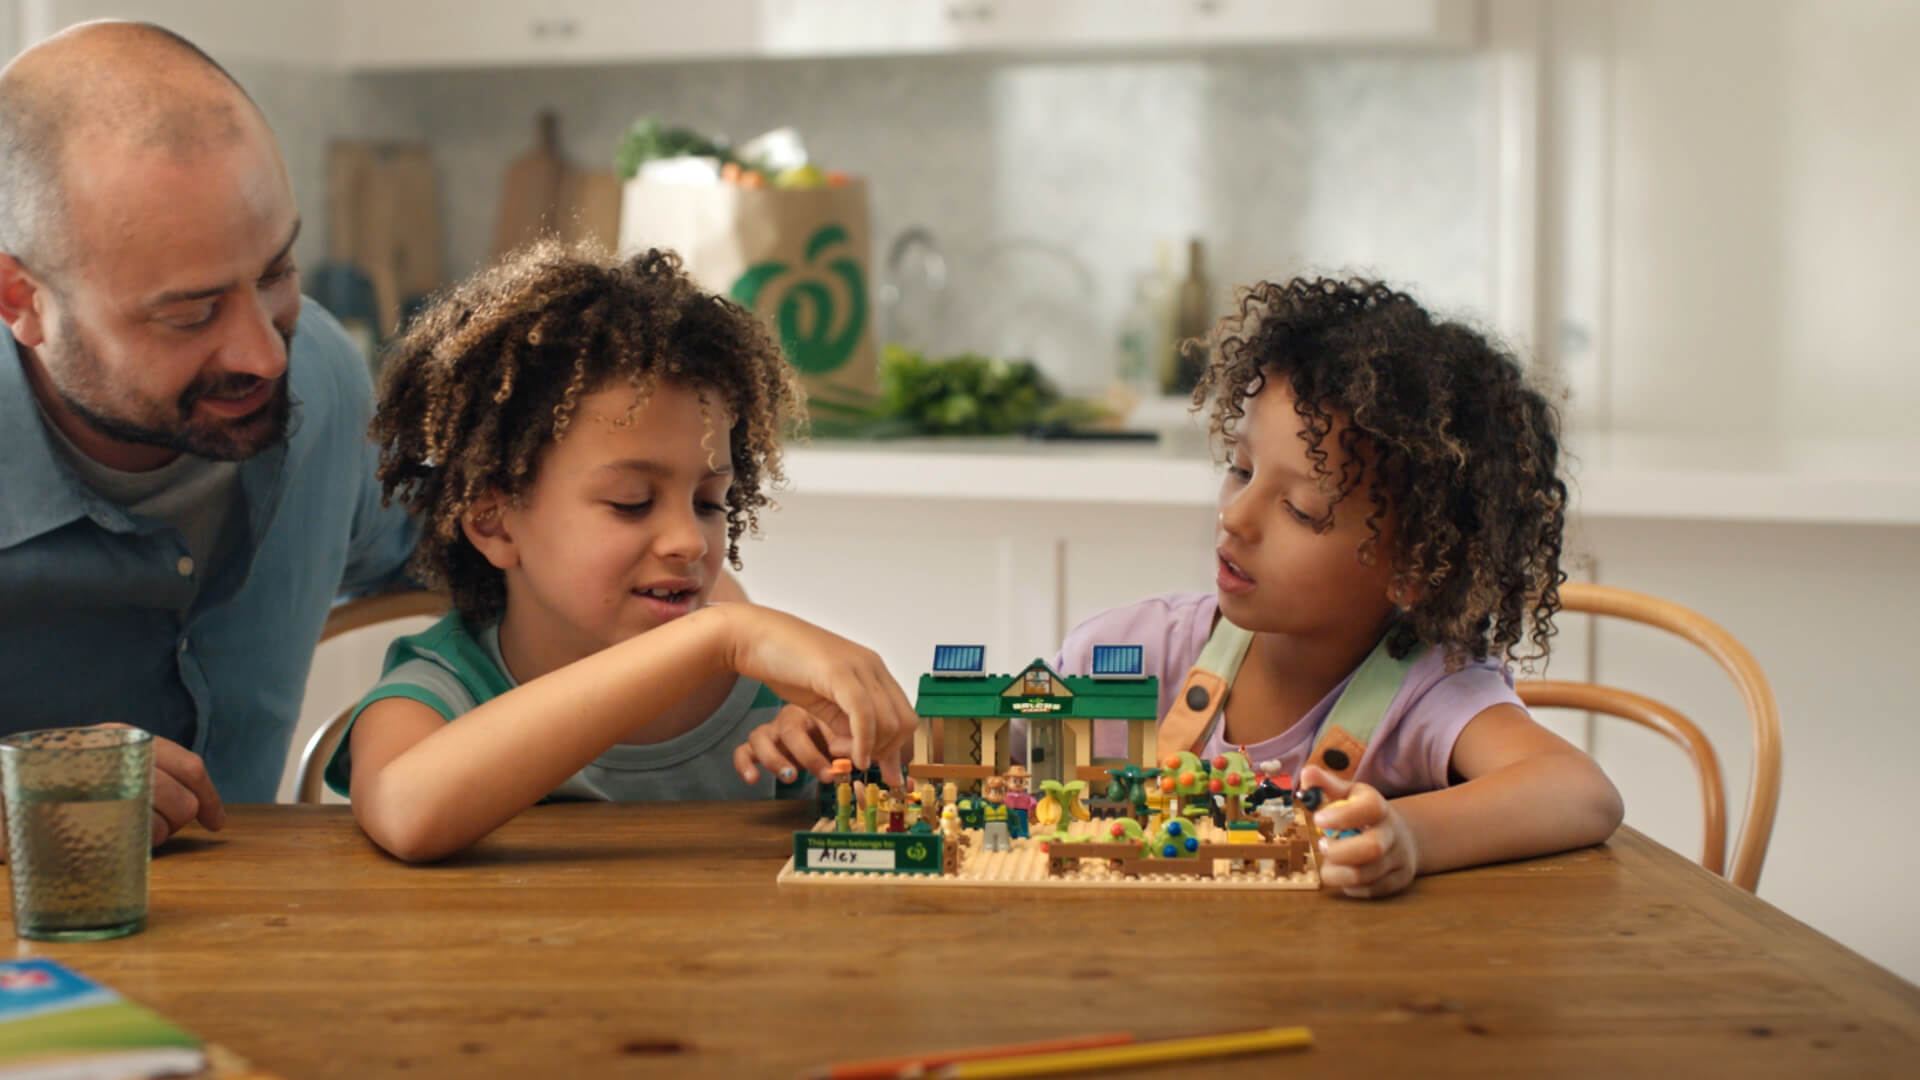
[618,179,877,401]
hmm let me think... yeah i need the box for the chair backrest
[1517,582,1781,892]
[294,590,448,804]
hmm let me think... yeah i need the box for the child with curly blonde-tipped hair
[327,242,915,862]
[1054,276,1623,898]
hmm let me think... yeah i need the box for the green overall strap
[1155,615,1254,760]
[1306,638,1424,783]
[1157,613,1426,784]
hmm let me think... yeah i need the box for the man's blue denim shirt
[0,303,416,802]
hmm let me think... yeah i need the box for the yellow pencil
[930,1025,1312,1079]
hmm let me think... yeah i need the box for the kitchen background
[344,51,1491,399]
[8,1,1919,985]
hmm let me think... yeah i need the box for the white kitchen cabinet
[339,0,759,70]
[959,0,1480,53]
[17,0,337,63]
[756,0,964,57]
[22,0,1482,70]
[340,0,1482,70]
[1175,0,1481,48]
[760,0,1186,62]
[949,0,1186,51]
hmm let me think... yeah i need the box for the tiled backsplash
[252,50,1491,392]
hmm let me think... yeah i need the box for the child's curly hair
[1194,277,1567,668]
[370,241,804,625]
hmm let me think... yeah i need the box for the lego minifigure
[957,790,986,830]
[980,775,1012,853]
[883,787,910,833]
[1002,765,1036,840]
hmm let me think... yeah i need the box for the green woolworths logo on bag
[729,224,867,375]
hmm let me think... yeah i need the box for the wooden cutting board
[570,168,623,253]
[494,111,622,257]
[327,140,442,338]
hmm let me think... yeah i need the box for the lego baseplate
[776,818,1321,891]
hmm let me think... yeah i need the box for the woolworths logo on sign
[730,224,867,376]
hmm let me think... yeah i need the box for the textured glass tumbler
[0,727,153,941]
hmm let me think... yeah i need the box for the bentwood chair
[293,590,448,803]
[1518,582,1781,892]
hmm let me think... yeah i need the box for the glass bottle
[1168,237,1211,394]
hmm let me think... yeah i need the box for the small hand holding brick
[1297,763,1420,899]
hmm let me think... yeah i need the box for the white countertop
[777,433,1920,526]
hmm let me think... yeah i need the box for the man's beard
[48,317,295,462]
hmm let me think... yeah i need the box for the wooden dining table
[7,802,1916,1079]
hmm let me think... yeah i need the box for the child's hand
[1298,764,1420,899]
[715,605,915,787]
[734,705,846,787]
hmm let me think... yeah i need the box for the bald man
[0,22,416,842]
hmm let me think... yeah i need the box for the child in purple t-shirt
[1059,277,1622,898]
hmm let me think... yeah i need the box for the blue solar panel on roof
[931,644,986,673]
[1090,644,1145,678]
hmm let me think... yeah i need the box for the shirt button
[176,556,194,577]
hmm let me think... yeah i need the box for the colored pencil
[802,1032,1134,1080]
[929,1025,1312,1079]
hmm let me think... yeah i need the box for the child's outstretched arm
[346,604,916,862]
[1305,704,1624,898]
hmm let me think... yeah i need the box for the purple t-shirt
[1048,592,1522,798]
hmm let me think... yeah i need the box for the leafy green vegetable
[613,116,729,179]
[862,344,1106,436]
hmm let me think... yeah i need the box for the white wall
[1549,0,1920,440]
[1543,0,1920,984]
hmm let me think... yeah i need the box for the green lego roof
[915,657,1159,722]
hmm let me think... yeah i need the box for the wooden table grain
[6,803,1915,1079]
